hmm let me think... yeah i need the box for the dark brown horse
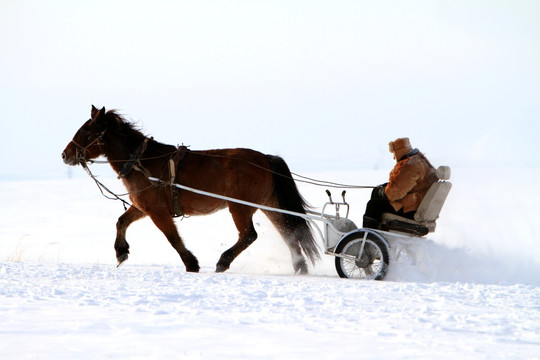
[62,106,319,273]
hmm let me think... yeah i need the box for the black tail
[267,155,320,265]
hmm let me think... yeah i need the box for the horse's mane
[105,109,146,139]
[103,109,175,155]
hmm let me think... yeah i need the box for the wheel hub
[355,254,371,268]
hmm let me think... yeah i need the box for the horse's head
[62,105,110,165]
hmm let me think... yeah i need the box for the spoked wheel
[335,231,389,280]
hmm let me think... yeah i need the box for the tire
[335,231,389,280]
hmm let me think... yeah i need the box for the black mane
[103,109,176,158]
[105,110,146,139]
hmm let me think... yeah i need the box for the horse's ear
[91,106,107,124]
[91,105,106,118]
[91,105,99,118]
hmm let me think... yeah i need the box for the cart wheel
[335,231,389,280]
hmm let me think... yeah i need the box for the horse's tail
[266,155,320,265]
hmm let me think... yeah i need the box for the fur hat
[389,137,412,161]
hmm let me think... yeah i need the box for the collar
[399,148,419,161]
[118,138,149,178]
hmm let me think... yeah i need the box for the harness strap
[169,159,176,183]
[173,145,190,171]
[117,138,149,179]
[132,161,152,179]
[170,146,189,217]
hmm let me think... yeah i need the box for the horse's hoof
[215,263,229,273]
[294,260,308,275]
[116,254,129,267]
[186,265,200,273]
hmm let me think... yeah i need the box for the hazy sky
[1,0,538,180]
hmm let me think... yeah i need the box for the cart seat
[381,166,452,236]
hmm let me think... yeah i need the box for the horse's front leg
[115,206,146,266]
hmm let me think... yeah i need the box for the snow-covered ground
[1,168,539,359]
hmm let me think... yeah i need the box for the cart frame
[150,165,451,280]
[149,177,399,279]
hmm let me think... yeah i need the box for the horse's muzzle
[61,150,79,166]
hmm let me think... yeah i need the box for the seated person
[363,137,438,230]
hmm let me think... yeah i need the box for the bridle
[69,129,107,165]
[69,127,140,212]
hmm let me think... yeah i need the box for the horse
[62,106,320,274]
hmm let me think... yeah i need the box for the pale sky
[1,0,538,180]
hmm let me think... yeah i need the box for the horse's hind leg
[216,204,258,272]
[115,206,146,266]
[263,210,308,274]
[148,210,200,272]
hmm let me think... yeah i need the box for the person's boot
[363,216,379,229]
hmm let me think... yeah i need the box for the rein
[81,161,137,211]
[73,126,372,190]
[184,152,375,189]
[84,141,374,192]
[77,131,374,214]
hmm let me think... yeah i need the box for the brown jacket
[385,151,438,213]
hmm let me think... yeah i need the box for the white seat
[381,165,452,234]
[436,165,451,180]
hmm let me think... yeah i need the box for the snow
[1,168,539,359]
